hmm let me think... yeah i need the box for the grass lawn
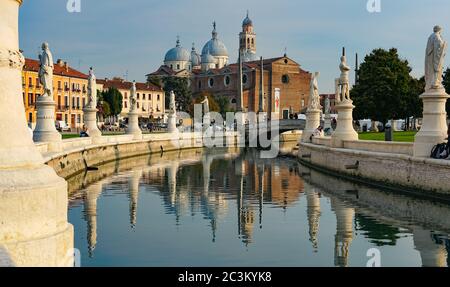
[62,134,80,139]
[358,131,417,142]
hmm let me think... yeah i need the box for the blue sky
[19,0,450,93]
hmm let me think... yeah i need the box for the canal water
[67,147,450,267]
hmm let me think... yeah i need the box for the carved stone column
[0,0,73,267]
[331,100,358,148]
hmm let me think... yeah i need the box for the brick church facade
[148,12,311,119]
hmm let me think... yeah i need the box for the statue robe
[425,32,447,89]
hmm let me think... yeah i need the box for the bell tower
[239,11,256,53]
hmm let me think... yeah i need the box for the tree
[351,48,418,125]
[147,75,162,88]
[102,87,123,118]
[162,77,192,113]
[215,95,232,116]
[443,67,450,116]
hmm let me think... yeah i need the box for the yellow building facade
[22,58,89,130]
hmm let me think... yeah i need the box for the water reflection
[68,148,450,267]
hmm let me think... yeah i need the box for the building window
[198,81,202,89]
[251,38,254,45]
[143,94,146,100]
[125,101,128,108]
[28,113,33,123]
[76,97,80,109]
[149,94,152,101]
[137,93,140,100]
[177,64,180,70]
[77,115,81,123]
[65,96,68,107]
[82,98,86,108]
[224,75,231,86]
[28,77,32,87]
[231,98,237,104]
[170,64,173,69]
[28,93,33,105]
[208,78,214,88]
[125,92,128,99]
[242,74,248,84]
[282,74,290,84]
[36,78,40,88]
[137,102,140,109]
[157,94,160,101]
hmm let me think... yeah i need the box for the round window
[224,75,231,86]
[231,98,237,104]
[242,74,248,84]
[282,74,289,84]
[208,78,214,87]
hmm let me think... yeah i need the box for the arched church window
[208,78,214,88]
[198,80,202,89]
[224,75,231,86]
[282,74,290,84]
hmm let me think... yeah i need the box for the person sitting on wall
[80,125,89,138]
[310,126,324,141]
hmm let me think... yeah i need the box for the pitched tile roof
[97,78,163,92]
[23,58,89,79]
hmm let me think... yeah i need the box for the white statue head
[42,42,49,50]
[315,72,320,78]
[434,25,442,33]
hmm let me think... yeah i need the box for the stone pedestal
[126,110,142,140]
[331,100,358,148]
[0,0,73,267]
[301,109,321,143]
[33,96,62,151]
[83,106,102,142]
[413,88,449,157]
[324,114,333,134]
[168,113,178,133]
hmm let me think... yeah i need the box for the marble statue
[324,95,331,115]
[425,26,448,90]
[308,72,321,110]
[338,55,351,102]
[169,91,177,115]
[201,94,210,114]
[87,67,97,108]
[38,42,54,97]
[130,81,137,112]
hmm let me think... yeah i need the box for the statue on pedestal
[425,26,447,91]
[169,91,177,115]
[308,72,321,110]
[201,94,210,114]
[130,81,137,112]
[338,54,351,103]
[324,95,331,115]
[38,42,54,98]
[87,67,97,108]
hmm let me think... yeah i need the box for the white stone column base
[83,107,102,139]
[413,88,449,158]
[33,96,62,151]
[126,111,142,140]
[331,100,358,148]
[301,109,321,143]
[168,114,178,133]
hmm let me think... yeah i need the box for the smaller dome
[242,11,253,26]
[202,51,216,64]
[164,38,190,62]
[191,44,201,66]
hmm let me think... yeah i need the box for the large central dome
[201,22,228,57]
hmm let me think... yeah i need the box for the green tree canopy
[102,87,123,117]
[161,77,193,113]
[443,67,450,115]
[351,48,420,124]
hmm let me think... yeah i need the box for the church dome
[202,51,216,64]
[191,44,201,66]
[242,11,253,26]
[201,22,228,57]
[164,38,190,62]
